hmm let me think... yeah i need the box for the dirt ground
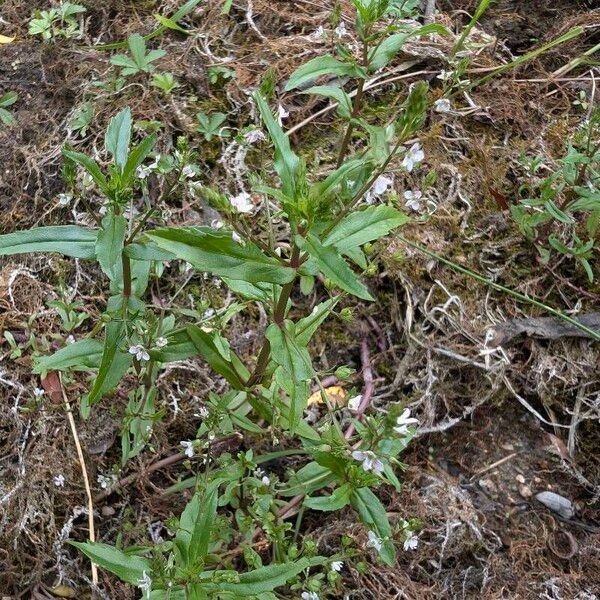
[1,0,599,598]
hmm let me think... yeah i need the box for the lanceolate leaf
[350,487,395,566]
[186,325,249,388]
[0,225,98,259]
[95,214,126,281]
[299,234,374,301]
[295,298,338,346]
[146,227,295,285]
[310,159,364,201]
[62,148,110,195]
[69,541,151,585]
[266,323,313,381]
[302,85,353,118]
[254,92,300,199]
[285,55,363,90]
[33,339,103,375]
[122,133,157,185]
[368,24,448,72]
[203,558,324,596]
[105,107,132,170]
[323,205,408,251]
[304,482,352,511]
[88,320,131,406]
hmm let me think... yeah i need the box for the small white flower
[97,473,116,489]
[393,408,419,435]
[365,174,393,203]
[244,129,266,144]
[301,592,319,600]
[155,337,168,348]
[211,219,224,229]
[33,387,44,398]
[66,335,75,344]
[403,189,423,212]
[232,231,242,244]
[330,560,343,572]
[53,474,65,487]
[195,403,209,419]
[335,21,347,37]
[277,104,289,125]
[57,193,72,206]
[347,395,362,411]
[437,70,453,81]
[230,191,254,213]
[138,570,152,599]
[129,345,150,362]
[351,450,384,475]
[434,98,451,113]
[308,25,325,41]
[180,440,195,458]
[98,203,108,216]
[366,530,383,552]
[404,532,419,551]
[182,165,195,178]
[136,165,151,179]
[261,475,271,486]
[402,142,425,172]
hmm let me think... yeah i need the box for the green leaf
[368,24,448,72]
[87,320,131,406]
[304,482,352,511]
[254,93,300,199]
[310,159,365,201]
[122,133,157,185]
[127,33,147,66]
[146,227,295,285]
[323,205,408,251]
[124,241,175,261]
[299,234,374,300]
[105,107,132,171]
[62,148,110,195]
[0,91,18,108]
[285,55,362,91]
[295,298,338,346]
[95,214,126,281]
[266,323,313,381]
[350,487,395,565]
[281,461,335,496]
[153,13,188,33]
[175,488,218,567]
[0,225,98,259]
[187,325,248,388]
[33,339,103,375]
[302,85,353,118]
[203,558,324,596]
[70,541,151,585]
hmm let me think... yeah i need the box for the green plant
[111,34,166,76]
[512,108,600,282]
[68,101,94,137]
[0,91,18,125]
[208,65,235,86]
[152,72,178,94]
[28,2,86,39]
[196,111,230,141]
[0,1,448,595]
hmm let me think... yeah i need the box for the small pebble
[515,474,526,484]
[519,484,533,498]
[101,506,115,517]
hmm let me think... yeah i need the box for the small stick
[59,373,98,586]
[344,337,374,439]
[469,452,518,479]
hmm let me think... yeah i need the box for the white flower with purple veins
[394,408,419,435]
[437,70,453,81]
[33,387,45,398]
[154,337,168,348]
[138,571,152,599]
[434,98,451,113]
[402,142,425,172]
[352,450,384,475]
[309,25,325,41]
[403,189,423,212]
[404,532,419,551]
[277,104,289,125]
[335,21,347,37]
[66,335,75,344]
[244,129,266,144]
[230,191,254,213]
[129,345,150,362]
[53,474,65,487]
[180,440,194,458]
[347,395,362,411]
[330,560,343,572]
[367,530,383,552]
[301,593,319,600]
[181,165,195,179]
[57,193,72,206]
[97,473,116,489]
[365,174,393,203]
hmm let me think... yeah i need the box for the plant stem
[122,250,132,297]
